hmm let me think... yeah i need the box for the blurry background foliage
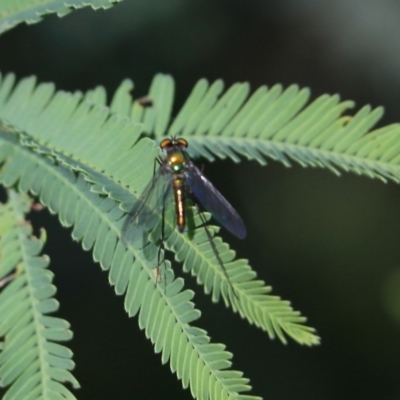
[1,1,400,399]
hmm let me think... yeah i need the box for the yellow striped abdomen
[172,177,185,232]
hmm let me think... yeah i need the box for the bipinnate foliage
[0,72,324,400]
[0,191,78,399]
[0,69,399,399]
[1,2,399,400]
[0,0,121,35]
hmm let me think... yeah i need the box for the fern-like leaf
[0,190,79,399]
[167,214,316,345]
[0,0,121,35]
[104,75,400,184]
[167,80,400,183]
[0,128,262,399]
[0,73,319,346]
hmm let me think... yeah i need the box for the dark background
[1,1,400,399]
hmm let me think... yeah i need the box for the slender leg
[155,203,166,286]
[193,201,239,300]
[153,156,165,286]
[155,157,162,171]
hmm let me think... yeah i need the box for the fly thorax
[167,152,185,173]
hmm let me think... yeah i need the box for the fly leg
[191,199,239,300]
[152,155,166,285]
[154,203,166,287]
[154,156,162,172]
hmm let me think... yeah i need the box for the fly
[121,137,246,294]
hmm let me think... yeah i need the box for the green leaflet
[0,0,122,35]
[0,190,78,399]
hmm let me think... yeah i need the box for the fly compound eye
[160,138,172,149]
[177,138,188,148]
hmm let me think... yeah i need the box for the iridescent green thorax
[167,150,186,173]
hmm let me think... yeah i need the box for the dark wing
[186,162,246,239]
[121,169,172,247]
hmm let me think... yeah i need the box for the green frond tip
[161,77,400,184]
[0,190,78,399]
[102,73,400,184]
[0,0,122,35]
[167,213,320,346]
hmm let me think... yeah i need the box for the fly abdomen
[172,177,186,232]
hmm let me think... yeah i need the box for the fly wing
[186,163,246,239]
[122,169,172,247]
